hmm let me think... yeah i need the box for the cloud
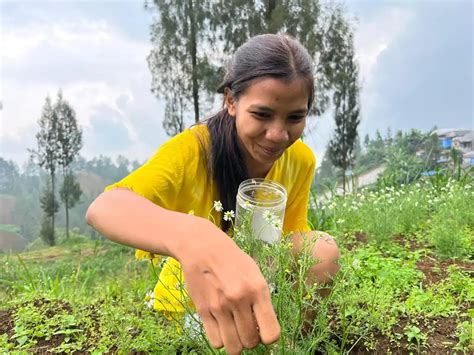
[353,6,416,134]
[355,7,415,85]
[0,13,168,166]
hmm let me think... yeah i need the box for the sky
[1,0,473,170]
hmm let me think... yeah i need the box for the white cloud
[0,15,167,165]
[306,5,415,162]
[353,6,415,134]
[355,7,414,85]
[1,19,112,61]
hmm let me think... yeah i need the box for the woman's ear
[224,88,237,117]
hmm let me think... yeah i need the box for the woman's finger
[200,311,224,349]
[232,303,260,349]
[212,309,243,354]
[252,288,280,344]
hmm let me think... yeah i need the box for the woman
[86,33,339,354]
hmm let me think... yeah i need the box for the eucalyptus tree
[145,0,220,135]
[29,96,61,245]
[55,91,83,239]
[326,8,361,194]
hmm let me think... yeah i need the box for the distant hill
[0,225,26,252]
[0,195,16,225]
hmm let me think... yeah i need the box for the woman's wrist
[168,215,219,262]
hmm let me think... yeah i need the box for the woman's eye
[253,112,270,119]
[289,116,304,122]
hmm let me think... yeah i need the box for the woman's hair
[202,33,315,232]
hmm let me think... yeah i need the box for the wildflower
[272,218,283,230]
[304,293,312,300]
[213,201,223,212]
[144,291,154,309]
[336,219,345,224]
[223,210,235,221]
[263,210,274,223]
[352,258,361,270]
[187,210,195,215]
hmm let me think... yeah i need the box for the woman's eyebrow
[248,104,307,114]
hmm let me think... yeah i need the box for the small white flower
[144,290,154,309]
[223,210,235,221]
[336,219,345,224]
[352,258,361,270]
[263,210,274,223]
[243,200,252,210]
[272,217,283,230]
[213,200,223,212]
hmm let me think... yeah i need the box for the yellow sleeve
[104,131,191,210]
[283,152,316,234]
[104,129,197,260]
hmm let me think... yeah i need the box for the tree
[55,91,83,239]
[29,96,61,245]
[363,134,370,150]
[145,0,220,135]
[146,0,353,135]
[59,174,82,230]
[39,181,60,245]
[211,0,345,117]
[0,158,19,193]
[327,8,360,194]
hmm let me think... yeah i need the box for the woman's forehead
[242,77,310,110]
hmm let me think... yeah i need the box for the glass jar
[235,178,287,244]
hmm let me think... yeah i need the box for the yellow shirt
[105,124,316,313]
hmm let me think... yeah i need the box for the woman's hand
[176,220,280,354]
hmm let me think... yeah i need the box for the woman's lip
[259,145,283,156]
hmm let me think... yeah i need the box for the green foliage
[427,181,474,259]
[146,0,219,132]
[59,174,82,209]
[1,180,473,353]
[0,158,19,193]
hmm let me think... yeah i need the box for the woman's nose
[266,122,289,143]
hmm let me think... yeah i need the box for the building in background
[434,128,474,167]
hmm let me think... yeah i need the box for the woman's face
[225,77,309,178]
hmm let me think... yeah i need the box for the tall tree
[145,0,220,135]
[327,8,361,194]
[210,0,340,116]
[145,0,352,135]
[39,181,60,245]
[29,96,61,245]
[55,91,83,239]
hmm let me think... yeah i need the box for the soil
[345,231,368,250]
[392,234,429,252]
[416,256,473,286]
[349,314,467,354]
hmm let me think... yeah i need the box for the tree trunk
[342,168,346,195]
[64,168,70,240]
[50,170,56,246]
[188,0,199,123]
[265,0,276,31]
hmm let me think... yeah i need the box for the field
[1,177,473,354]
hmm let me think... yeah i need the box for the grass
[0,177,473,353]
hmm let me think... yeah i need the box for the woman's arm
[85,187,202,259]
[85,187,280,354]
